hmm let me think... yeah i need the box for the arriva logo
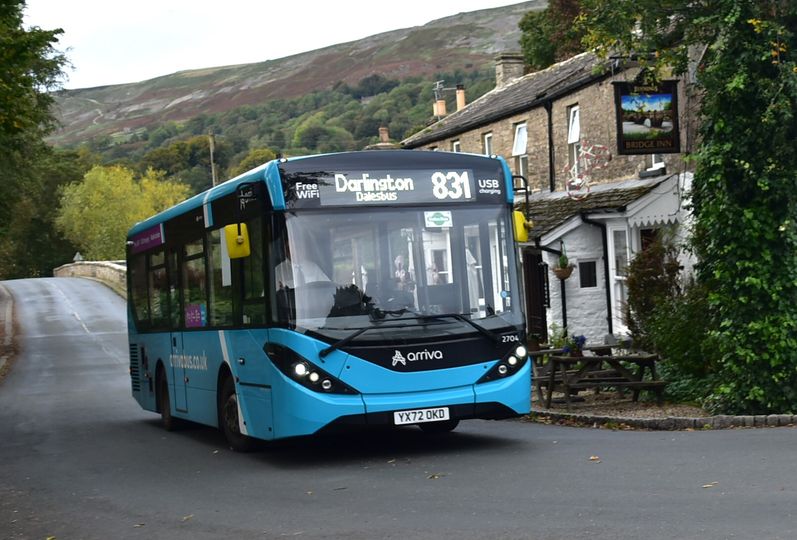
[391,349,443,367]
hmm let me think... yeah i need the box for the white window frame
[451,140,461,152]
[567,105,581,175]
[607,224,630,334]
[512,123,527,156]
[483,132,493,156]
[648,153,665,170]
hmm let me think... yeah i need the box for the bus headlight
[265,343,359,395]
[477,342,529,384]
[293,363,309,377]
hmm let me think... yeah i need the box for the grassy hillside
[50,1,544,148]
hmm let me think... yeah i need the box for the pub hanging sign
[613,80,681,155]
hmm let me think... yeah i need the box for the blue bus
[127,150,531,450]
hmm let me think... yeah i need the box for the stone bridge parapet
[53,261,127,299]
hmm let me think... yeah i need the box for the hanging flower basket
[552,265,574,280]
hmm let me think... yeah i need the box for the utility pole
[208,132,218,187]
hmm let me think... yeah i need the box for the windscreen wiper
[318,309,416,358]
[318,312,501,358]
[417,313,501,344]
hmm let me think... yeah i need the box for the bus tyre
[157,370,178,432]
[219,376,256,452]
[419,419,459,434]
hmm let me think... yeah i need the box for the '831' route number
[432,171,473,200]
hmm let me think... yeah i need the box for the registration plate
[393,407,450,425]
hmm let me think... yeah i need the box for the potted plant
[562,334,587,357]
[552,252,574,280]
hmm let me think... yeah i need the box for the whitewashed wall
[544,224,608,343]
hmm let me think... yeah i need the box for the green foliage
[56,166,190,260]
[519,1,585,71]
[228,147,276,178]
[0,1,71,279]
[75,69,495,193]
[582,0,797,414]
[624,234,682,350]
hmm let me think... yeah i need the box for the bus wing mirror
[513,211,530,243]
[224,223,251,259]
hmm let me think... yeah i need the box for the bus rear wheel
[419,419,459,434]
[219,376,256,452]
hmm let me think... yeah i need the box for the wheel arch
[155,359,168,413]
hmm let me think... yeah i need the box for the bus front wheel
[219,376,256,452]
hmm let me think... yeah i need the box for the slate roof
[402,52,617,148]
[518,175,674,239]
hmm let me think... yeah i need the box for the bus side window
[241,216,266,326]
[208,228,234,327]
[130,253,150,328]
[182,238,207,328]
[270,216,293,325]
[149,250,170,328]
[168,250,182,328]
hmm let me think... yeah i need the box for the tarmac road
[1,277,795,540]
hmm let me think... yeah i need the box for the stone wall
[53,261,127,299]
[421,67,692,194]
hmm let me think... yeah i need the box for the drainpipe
[580,213,613,335]
[534,240,567,331]
[544,101,556,192]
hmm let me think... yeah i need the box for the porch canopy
[517,174,682,245]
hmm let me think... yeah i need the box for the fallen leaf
[333,486,347,491]
[702,482,719,489]
[134,524,145,528]
[387,458,396,464]
[181,514,194,522]
[427,473,446,480]
[589,455,601,462]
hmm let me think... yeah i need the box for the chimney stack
[456,84,466,111]
[378,126,390,143]
[434,98,447,117]
[495,52,525,88]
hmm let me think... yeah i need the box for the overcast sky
[23,0,523,90]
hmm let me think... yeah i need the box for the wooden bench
[541,352,667,409]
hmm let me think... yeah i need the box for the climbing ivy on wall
[580,0,797,413]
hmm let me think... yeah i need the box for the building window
[567,105,581,175]
[648,153,665,171]
[482,132,493,155]
[610,227,629,333]
[512,122,528,189]
[579,261,597,288]
[451,140,461,152]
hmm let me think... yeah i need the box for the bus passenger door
[170,332,189,413]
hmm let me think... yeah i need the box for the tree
[581,0,797,414]
[56,166,189,260]
[519,1,584,71]
[228,147,276,178]
[0,1,69,279]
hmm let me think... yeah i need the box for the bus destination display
[285,169,505,207]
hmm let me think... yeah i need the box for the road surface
[1,277,795,539]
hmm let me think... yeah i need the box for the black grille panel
[129,343,141,392]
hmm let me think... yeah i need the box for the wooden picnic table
[529,345,666,409]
